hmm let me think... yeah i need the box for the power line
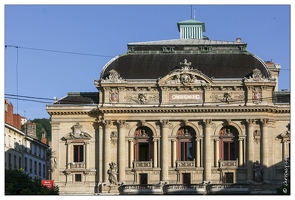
[5,45,114,58]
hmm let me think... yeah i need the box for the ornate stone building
[46,18,290,195]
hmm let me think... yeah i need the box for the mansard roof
[100,38,270,80]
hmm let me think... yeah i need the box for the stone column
[260,118,269,181]
[117,120,126,182]
[172,139,176,168]
[129,140,134,168]
[103,120,112,182]
[66,141,71,169]
[239,138,243,166]
[153,139,158,168]
[214,137,219,167]
[246,119,255,181]
[203,119,212,182]
[161,119,170,182]
[84,141,88,169]
[98,125,103,183]
[196,138,201,168]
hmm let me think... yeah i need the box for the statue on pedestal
[108,162,118,185]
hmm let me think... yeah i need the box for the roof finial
[190,5,192,19]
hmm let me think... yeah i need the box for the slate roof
[54,92,99,104]
[100,53,269,80]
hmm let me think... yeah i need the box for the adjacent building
[4,99,51,180]
[46,18,290,195]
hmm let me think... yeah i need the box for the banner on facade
[41,180,54,190]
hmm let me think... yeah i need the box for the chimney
[236,38,241,43]
[25,121,37,139]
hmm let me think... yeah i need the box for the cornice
[46,105,289,115]
[98,106,290,114]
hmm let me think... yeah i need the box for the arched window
[134,127,154,161]
[219,126,239,160]
[176,126,196,161]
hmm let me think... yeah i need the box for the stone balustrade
[219,159,238,169]
[175,160,195,168]
[133,160,153,168]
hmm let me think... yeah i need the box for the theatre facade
[46,18,290,195]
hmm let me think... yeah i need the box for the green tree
[5,169,59,195]
[32,118,52,141]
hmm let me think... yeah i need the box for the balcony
[133,160,153,168]
[176,160,195,168]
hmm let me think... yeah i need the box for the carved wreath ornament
[162,59,207,86]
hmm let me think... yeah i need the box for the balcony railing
[176,160,195,168]
[120,183,251,195]
[164,184,206,194]
[208,183,250,194]
[120,184,162,195]
[70,162,85,169]
[219,159,238,169]
[133,160,153,168]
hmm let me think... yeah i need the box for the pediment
[158,59,212,86]
[63,122,92,140]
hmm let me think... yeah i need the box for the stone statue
[108,162,118,185]
[253,160,263,182]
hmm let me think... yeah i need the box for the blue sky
[3,3,291,120]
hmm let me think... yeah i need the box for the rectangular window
[180,142,193,161]
[139,173,147,184]
[13,155,16,168]
[34,161,37,174]
[43,164,46,178]
[25,157,27,171]
[73,145,84,162]
[39,163,41,176]
[19,157,22,169]
[138,143,149,161]
[75,174,82,182]
[30,159,32,173]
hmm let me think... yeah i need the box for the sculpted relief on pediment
[158,59,211,86]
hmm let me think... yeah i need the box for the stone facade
[46,19,290,195]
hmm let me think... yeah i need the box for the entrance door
[139,173,147,184]
[224,172,233,183]
[182,173,191,184]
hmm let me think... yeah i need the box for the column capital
[116,120,130,129]
[102,120,113,127]
[160,119,172,129]
[203,119,212,125]
[128,139,133,143]
[246,119,256,125]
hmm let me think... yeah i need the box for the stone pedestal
[109,185,119,194]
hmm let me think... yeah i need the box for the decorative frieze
[124,93,159,104]
[210,92,245,104]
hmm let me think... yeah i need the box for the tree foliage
[5,169,59,195]
[32,118,51,140]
